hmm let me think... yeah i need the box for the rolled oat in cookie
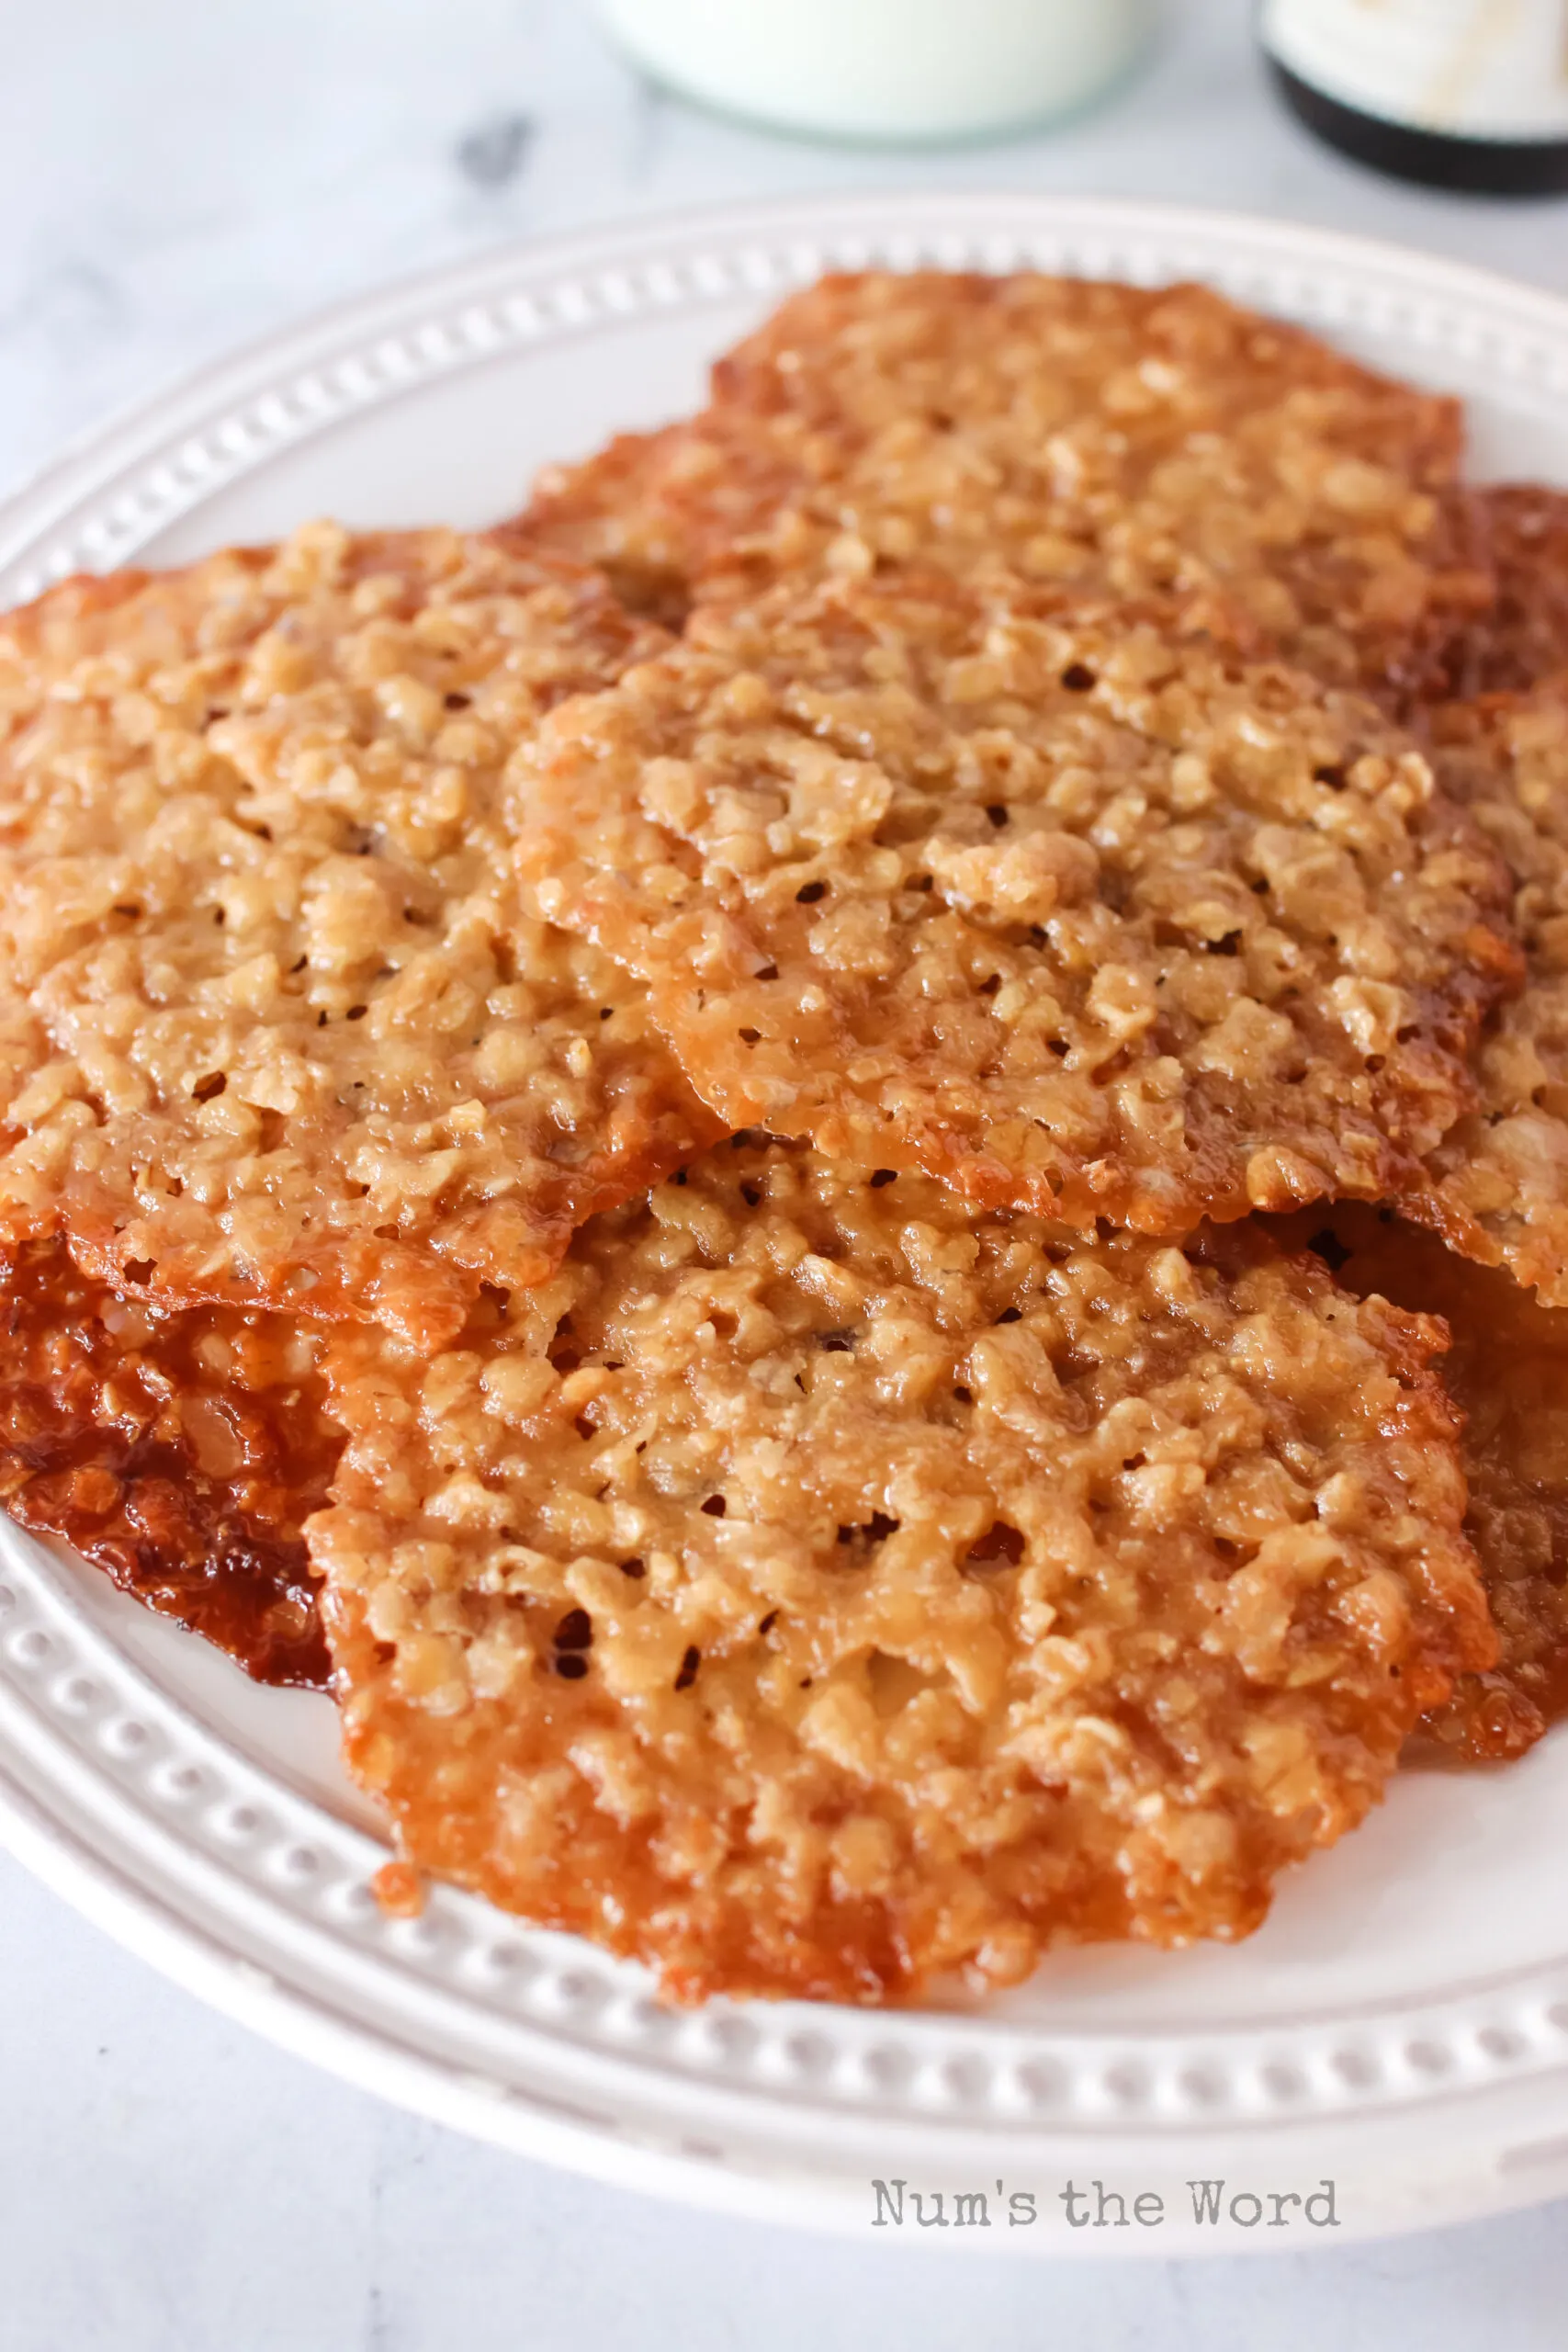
[0,1236,337,1686]
[0,525,719,1351]
[1410,682,1568,1302]
[513,574,1517,1238]
[310,1138,1491,2007]
[1281,1203,1568,1767]
[1439,486,1568,701]
[516,271,1479,693]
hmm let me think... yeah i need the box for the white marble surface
[4,2,1568,2344]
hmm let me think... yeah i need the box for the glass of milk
[597,0,1155,145]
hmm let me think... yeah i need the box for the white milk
[597,0,1154,144]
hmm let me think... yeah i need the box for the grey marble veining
[3,3,1568,2346]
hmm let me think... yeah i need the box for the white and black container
[1261,0,1568,195]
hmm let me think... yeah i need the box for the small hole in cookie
[967,1521,1025,1568]
[837,1512,899,1548]
[555,1608,593,1651]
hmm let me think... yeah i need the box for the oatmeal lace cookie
[1280,1204,1568,1766]
[0,526,719,1351]
[1437,486,1568,701]
[310,1138,1491,2006]
[0,1238,336,1685]
[1410,682,1568,1302]
[516,271,1481,693]
[513,574,1517,1238]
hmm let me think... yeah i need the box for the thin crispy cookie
[0,1237,336,1685]
[513,575,1517,1238]
[1441,485,1568,700]
[1411,683,1568,1302]
[1281,1204,1568,1764]
[310,1140,1490,2007]
[518,271,1477,692]
[0,525,719,1351]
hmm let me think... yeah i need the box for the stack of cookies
[2,273,1565,2004]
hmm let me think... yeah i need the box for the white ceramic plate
[4,193,1568,2256]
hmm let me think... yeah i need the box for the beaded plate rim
[5,191,1568,2247]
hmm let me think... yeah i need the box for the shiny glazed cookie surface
[518,271,1478,694]
[0,525,716,1352]
[1414,683,1568,1303]
[1280,1204,1568,1765]
[310,1139,1490,2004]
[514,576,1517,1238]
[0,1236,335,1685]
